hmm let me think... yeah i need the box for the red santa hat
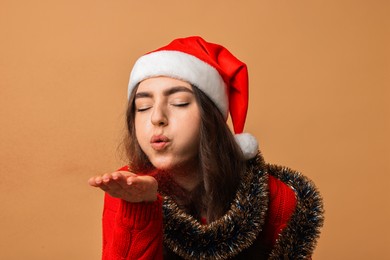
[128,36,258,159]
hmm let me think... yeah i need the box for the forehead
[137,76,192,93]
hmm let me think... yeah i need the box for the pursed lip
[150,135,170,150]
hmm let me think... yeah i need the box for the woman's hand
[88,171,158,203]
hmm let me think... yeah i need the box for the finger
[104,172,133,194]
[112,171,127,181]
[119,171,138,179]
[124,175,158,202]
[98,183,110,192]
[128,175,154,189]
[110,172,136,190]
[105,177,124,191]
[88,177,98,187]
[89,176,110,193]
[101,173,112,184]
[88,176,104,187]
[101,172,125,186]
[125,176,152,197]
[126,175,138,185]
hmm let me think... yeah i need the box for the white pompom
[234,133,259,159]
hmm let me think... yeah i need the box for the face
[134,77,201,171]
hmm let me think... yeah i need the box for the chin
[149,158,176,171]
[150,157,190,172]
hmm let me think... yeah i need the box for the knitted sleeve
[261,175,297,247]
[101,175,164,260]
[264,163,324,259]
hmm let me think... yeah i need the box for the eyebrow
[135,86,194,99]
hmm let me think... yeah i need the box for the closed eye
[171,103,189,107]
[136,106,152,112]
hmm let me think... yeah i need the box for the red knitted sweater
[101,168,296,259]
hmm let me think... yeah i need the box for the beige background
[1,0,389,259]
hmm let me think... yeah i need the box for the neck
[153,159,201,195]
[169,161,201,192]
[153,159,203,217]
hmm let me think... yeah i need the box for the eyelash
[172,103,189,107]
[136,107,151,112]
[136,103,189,112]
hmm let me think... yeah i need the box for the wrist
[144,177,158,202]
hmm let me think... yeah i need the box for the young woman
[89,36,324,259]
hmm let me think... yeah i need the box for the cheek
[177,113,201,151]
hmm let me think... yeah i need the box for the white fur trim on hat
[234,133,259,159]
[128,50,229,119]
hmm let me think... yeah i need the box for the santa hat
[128,36,258,159]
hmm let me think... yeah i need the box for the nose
[151,103,168,126]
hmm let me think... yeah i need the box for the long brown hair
[123,83,246,222]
